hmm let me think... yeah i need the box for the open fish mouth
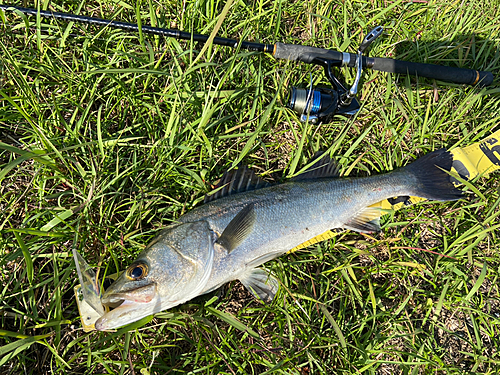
[95,284,159,331]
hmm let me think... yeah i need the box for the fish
[95,149,463,331]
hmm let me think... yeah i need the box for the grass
[1,0,499,373]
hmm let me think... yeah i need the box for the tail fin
[401,149,464,201]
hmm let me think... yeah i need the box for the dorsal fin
[292,151,339,181]
[204,165,270,203]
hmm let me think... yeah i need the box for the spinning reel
[288,26,383,124]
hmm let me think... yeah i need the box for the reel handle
[358,26,383,54]
[341,26,383,106]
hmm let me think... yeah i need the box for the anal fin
[239,268,279,302]
[343,207,382,233]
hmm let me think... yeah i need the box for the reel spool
[288,87,339,124]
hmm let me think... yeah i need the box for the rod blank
[0,5,274,52]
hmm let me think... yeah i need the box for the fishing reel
[288,26,383,124]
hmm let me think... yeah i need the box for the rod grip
[274,43,494,87]
[273,42,343,64]
[369,56,494,86]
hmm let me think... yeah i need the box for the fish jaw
[95,283,159,331]
[95,284,204,330]
[95,295,161,331]
[101,282,158,306]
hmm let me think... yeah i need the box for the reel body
[288,86,359,124]
[288,26,383,124]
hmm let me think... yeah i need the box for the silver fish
[95,149,462,330]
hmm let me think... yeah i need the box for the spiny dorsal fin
[292,151,339,181]
[205,166,270,203]
[239,268,279,302]
[216,203,256,252]
[343,207,382,233]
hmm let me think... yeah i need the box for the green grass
[1,0,500,373]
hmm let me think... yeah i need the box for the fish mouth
[96,283,159,331]
[101,283,157,306]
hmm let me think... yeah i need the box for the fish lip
[101,297,126,309]
[101,283,157,307]
[95,298,160,331]
[101,294,128,307]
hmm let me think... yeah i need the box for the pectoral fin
[216,203,256,252]
[239,268,279,302]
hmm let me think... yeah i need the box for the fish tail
[401,148,463,201]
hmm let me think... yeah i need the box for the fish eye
[126,262,148,280]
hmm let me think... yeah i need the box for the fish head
[95,220,215,331]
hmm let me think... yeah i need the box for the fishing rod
[0,5,495,124]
